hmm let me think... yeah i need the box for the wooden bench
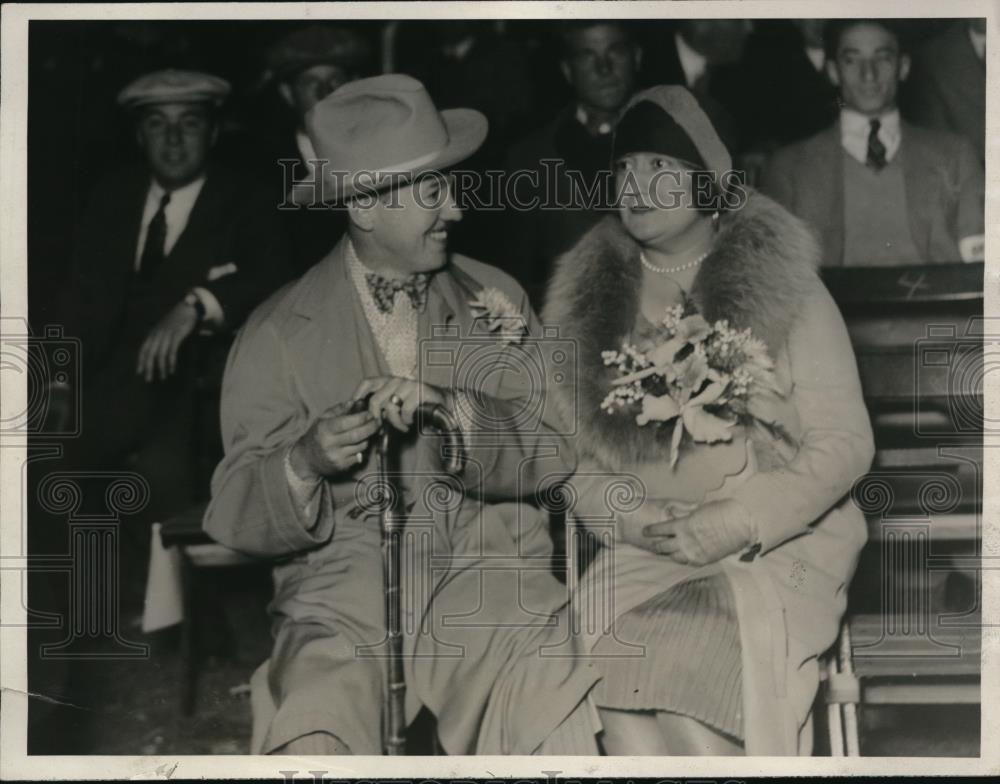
[821,263,983,756]
[158,503,258,715]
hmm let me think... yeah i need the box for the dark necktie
[139,191,171,279]
[866,118,887,171]
[365,271,431,313]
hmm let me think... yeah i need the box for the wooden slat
[823,263,983,308]
[849,615,981,678]
[866,513,980,541]
[863,681,980,704]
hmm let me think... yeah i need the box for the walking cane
[353,396,466,755]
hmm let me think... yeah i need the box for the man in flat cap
[205,74,599,756]
[58,68,290,531]
[264,25,374,273]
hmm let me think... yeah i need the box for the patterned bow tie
[365,271,431,313]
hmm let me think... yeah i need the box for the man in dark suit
[262,25,373,274]
[60,69,291,521]
[761,19,984,267]
[490,20,641,310]
[904,19,986,165]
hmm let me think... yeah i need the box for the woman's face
[615,152,703,246]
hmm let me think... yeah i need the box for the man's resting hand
[290,397,381,480]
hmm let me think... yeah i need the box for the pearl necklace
[640,250,710,275]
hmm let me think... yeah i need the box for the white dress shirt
[135,177,205,268]
[283,240,421,515]
[134,176,223,324]
[674,31,709,89]
[346,239,420,379]
[840,108,902,166]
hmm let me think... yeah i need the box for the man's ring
[389,394,403,407]
[355,452,364,464]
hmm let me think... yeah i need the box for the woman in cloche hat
[543,86,874,755]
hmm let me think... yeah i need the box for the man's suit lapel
[287,238,374,411]
[115,170,151,279]
[161,170,228,286]
[418,261,475,391]
[285,249,498,407]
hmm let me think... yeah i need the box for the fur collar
[543,191,820,469]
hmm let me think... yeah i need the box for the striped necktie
[866,118,887,171]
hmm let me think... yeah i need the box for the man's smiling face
[366,173,462,275]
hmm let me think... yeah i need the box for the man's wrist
[288,440,321,482]
[183,291,206,323]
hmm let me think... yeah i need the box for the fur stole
[543,191,820,470]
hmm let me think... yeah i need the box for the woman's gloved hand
[641,498,754,566]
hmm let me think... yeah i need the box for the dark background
[27,17,954,329]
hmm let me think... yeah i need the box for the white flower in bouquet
[601,298,792,469]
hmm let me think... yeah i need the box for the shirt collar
[148,175,206,212]
[674,30,708,88]
[295,129,318,166]
[839,108,902,165]
[804,45,825,72]
[345,237,416,282]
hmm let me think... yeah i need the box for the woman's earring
[712,210,720,222]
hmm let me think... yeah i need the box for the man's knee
[270,731,352,756]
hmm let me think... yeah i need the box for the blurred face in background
[281,63,353,119]
[135,101,216,189]
[679,20,753,65]
[615,152,704,247]
[827,22,909,116]
[561,24,641,114]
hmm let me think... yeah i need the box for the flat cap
[117,69,231,109]
[265,25,372,82]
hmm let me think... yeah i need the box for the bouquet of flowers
[601,298,789,469]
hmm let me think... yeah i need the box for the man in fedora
[205,74,599,756]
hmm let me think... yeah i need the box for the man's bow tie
[365,271,431,313]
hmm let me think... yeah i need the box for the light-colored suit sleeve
[456,284,578,502]
[203,317,337,558]
[729,284,875,554]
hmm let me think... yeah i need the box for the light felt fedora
[290,73,488,205]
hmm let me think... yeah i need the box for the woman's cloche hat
[613,85,733,177]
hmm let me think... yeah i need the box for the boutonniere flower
[470,287,527,344]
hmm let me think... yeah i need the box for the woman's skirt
[591,573,744,741]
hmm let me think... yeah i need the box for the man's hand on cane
[354,376,448,433]
[289,381,382,480]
